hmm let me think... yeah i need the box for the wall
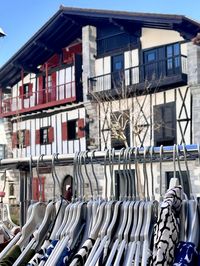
[140,28,184,49]
[12,107,86,158]
[99,86,191,149]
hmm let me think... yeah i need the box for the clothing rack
[0,144,198,170]
[0,144,199,226]
[0,145,199,265]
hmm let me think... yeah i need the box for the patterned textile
[27,240,50,265]
[151,186,183,266]
[56,246,71,266]
[69,238,95,266]
[173,241,198,265]
[40,239,58,262]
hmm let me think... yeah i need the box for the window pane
[167,45,173,57]
[167,59,173,69]
[174,43,180,56]
[147,52,156,62]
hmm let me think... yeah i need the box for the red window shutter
[77,119,85,138]
[51,72,57,101]
[12,132,17,148]
[35,130,41,145]
[48,127,54,143]
[28,83,33,97]
[32,178,39,201]
[25,130,30,147]
[19,86,24,99]
[41,177,45,201]
[32,177,45,201]
[62,122,68,141]
[38,76,44,104]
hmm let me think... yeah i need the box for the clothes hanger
[13,154,61,266]
[182,144,199,246]
[141,146,157,266]
[16,155,47,250]
[85,149,116,266]
[174,144,188,243]
[49,153,68,241]
[45,152,87,266]
[105,148,130,265]
[115,148,135,266]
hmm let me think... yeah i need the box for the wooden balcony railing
[0,81,76,117]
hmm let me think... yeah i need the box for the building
[0,7,200,201]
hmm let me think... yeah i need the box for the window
[67,120,78,140]
[19,83,33,99]
[17,130,26,148]
[166,171,190,197]
[154,102,176,146]
[40,127,49,144]
[45,75,53,94]
[166,43,181,75]
[111,110,130,149]
[23,84,29,97]
[143,43,181,81]
[9,183,15,196]
[111,54,124,89]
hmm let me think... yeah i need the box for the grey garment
[151,186,183,266]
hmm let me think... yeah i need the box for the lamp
[0,28,6,38]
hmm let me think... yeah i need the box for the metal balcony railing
[89,55,187,93]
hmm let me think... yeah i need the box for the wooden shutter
[35,130,41,145]
[51,72,57,101]
[25,130,30,147]
[19,86,24,99]
[32,178,39,201]
[38,76,44,104]
[77,119,85,138]
[32,176,45,201]
[28,83,33,97]
[12,132,17,148]
[41,177,45,201]
[48,127,54,143]
[62,122,68,141]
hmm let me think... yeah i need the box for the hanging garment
[69,238,95,266]
[173,241,198,266]
[27,240,50,265]
[151,186,183,266]
[0,245,21,266]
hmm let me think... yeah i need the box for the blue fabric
[173,241,198,266]
[40,239,59,262]
[56,246,71,266]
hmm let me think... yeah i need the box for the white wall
[12,107,86,158]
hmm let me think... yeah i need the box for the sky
[1,0,200,67]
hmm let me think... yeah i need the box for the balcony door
[111,54,124,89]
[144,49,158,81]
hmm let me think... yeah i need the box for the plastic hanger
[16,155,47,249]
[182,145,199,246]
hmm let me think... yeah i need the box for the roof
[0,6,200,89]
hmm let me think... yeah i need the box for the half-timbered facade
[0,7,200,201]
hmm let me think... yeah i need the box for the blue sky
[1,0,200,67]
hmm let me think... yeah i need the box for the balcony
[89,55,187,96]
[0,82,76,117]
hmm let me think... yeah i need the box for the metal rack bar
[0,144,198,170]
